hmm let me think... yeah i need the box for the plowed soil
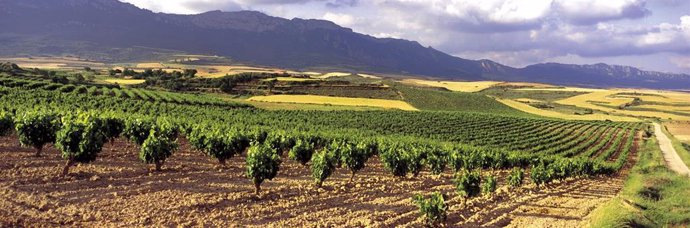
[0,136,629,227]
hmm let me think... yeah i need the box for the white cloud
[322,12,355,27]
[118,0,690,73]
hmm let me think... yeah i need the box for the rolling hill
[1,0,689,89]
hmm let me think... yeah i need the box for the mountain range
[1,0,689,89]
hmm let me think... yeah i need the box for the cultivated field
[0,135,633,227]
[556,89,690,121]
[248,95,419,111]
[103,79,146,85]
[497,99,639,121]
[665,121,690,142]
[402,79,502,92]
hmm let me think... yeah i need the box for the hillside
[0,0,689,89]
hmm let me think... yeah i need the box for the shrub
[101,116,124,144]
[55,113,107,176]
[454,170,481,199]
[426,146,448,175]
[412,192,447,227]
[0,112,14,136]
[507,167,524,188]
[482,175,497,195]
[380,144,409,177]
[139,123,178,171]
[123,118,153,146]
[190,127,245,166]
[266,132,296,156]
[246,143,281,195]
[15,111,60,157]
[311,150,336,187]
[531,163,552,187]
[340,141,369,182]
[288,139,314,166]
[407,146,425,178]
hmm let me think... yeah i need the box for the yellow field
[498,99,639,121]
[104,79,146,85]
[402,79,502,92]
[248,95,418,111]
[665,122,690,142]
[516,87,606,93]
[556,89,690,121]
[515,98,545,103]
[314,72,353,79]
[2,57,105,69]
[357,73,382,79]
[262,77,319,82]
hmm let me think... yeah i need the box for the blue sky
[121,0,690,74]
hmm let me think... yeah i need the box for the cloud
[119,0,690,73]
[322,12,356,27]
[555,0,651,25]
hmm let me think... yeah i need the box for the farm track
[0,135,634,227]
[653,123,690,177]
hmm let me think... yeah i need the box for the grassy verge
[589,137,690,227]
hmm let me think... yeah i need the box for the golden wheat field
[104,79,146,85]
[248,95,418,111]
[402,79,502,92]
[497,99,639,121]
[555,89,690,121]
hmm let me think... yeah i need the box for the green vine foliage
[311,150,337,187]
[289,139,314,166]
[246,143,281,194]
[454,170,481,198]
[507,167,524,188]
[482,175,497,195]
[123,118,153,146]
[139,121,179,171]
[55,112,108,175]
[412,192,448,227]
[0,111,14,136]
[14,110,60,156]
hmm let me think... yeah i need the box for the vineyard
[0,70,645,226]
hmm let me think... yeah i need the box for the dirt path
[654,123,690,177]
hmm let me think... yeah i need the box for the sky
[120,0,690,74]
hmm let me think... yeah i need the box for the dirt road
[654,123,690,177]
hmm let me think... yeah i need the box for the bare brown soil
[0,136,629,227]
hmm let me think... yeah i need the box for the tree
[55,113,107,176]
[288,139,314,166]
[311,150,336,187]
[0,112,14,136]
[74,73,85,83]
[412,192,447,227]
[340,141,369,182]
[246,143,281,195]
[15,111,60,157]
[183,69,197,78]
[139,123,178,171]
